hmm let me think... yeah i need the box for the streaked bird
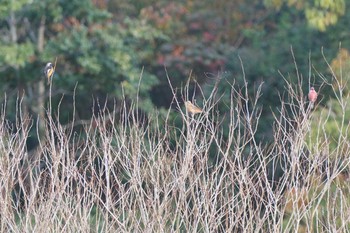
[44,62,54,83]
[308,87,317,109]
[185,101,202,115]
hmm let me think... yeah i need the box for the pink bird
[308,87,317,109]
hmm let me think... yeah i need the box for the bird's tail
[310,102,314,109]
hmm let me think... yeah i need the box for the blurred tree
[330,48,350,94]
[0,0,166,148]
[264,0,346,31]
[141,1,249,107]
[47,15,165,117]
[0,0,42,140]
[0,0,349,148]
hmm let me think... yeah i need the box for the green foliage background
[0,0,349,149]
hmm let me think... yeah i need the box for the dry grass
[0,73,350,233]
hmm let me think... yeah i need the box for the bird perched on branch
[185,101,202,115]
[44,62,54,83]
[308,87,317,109]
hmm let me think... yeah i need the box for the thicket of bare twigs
[0,71,350,232]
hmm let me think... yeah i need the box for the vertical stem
[37,16,46,138]
[103,136,111,226]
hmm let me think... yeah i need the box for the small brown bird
[185,101,202,115]
[308,87,317,109]
[44,62,54,83]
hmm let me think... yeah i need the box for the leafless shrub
[0,66,349,232]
